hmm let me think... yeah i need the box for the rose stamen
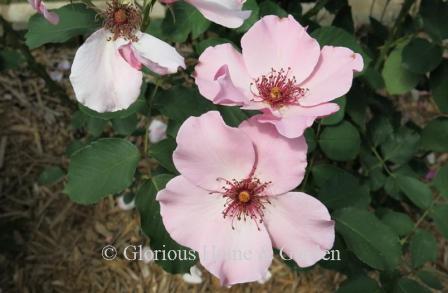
[103,0,141,42]
[251,68,308,109]
[212,177,271,230]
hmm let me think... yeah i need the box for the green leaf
[410,229,437,268]
[0,49,25,71]
[380,210,414,237]
[336,275,382,293]
[304,128,316,153]
[402,38,442,74]
[319,121,361,161]
[420,0,448,41]
[259,0,288,17]
[135,175,198,273]
[111,114,138,136]
[154,86,216,123]
[318,171,370,209]
[25,4,100,49]
[321,97,346,126]
[395,175,433,209]
[312,164,346,187]
[382,44,421,95]
[195,38,234,55]
[368,116,393,147]
[162,2,210,42]
[149,138,177,174]
[393,278,431,293]
[65,138,140,204]
[433,164,448,198]
[429,59,448,112]
[311,26,371,68]
[381,127,420,164]
[38,166,65,185]
[420,117,448,152]
[236,0,260,33]
[86,116,108,137]
[430,204,448,238]
[333,208,401,271]
[218,106,252,127]
[416,270,443,290]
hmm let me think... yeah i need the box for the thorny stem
[370,145,396,178]
[141,0,157,32]
[0,16,75,108]
[302,0,330,19]
[374,0,416,70]
[400,194,442,246]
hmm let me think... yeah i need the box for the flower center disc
[103,0,141,41]
[238,191,251,203]
[114,9,128,24]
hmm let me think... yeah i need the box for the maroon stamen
[251,67,308,109]
[103,0,141,42]
[212,177,271,230]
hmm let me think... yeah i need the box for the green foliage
[162,2,210,42]
[420,117,448,152]
[65,138,140,204]
[333,208,401,271]
[409,229,437,268]
[319,121,361,161]
[38,166,65,185]
[382,43,421,95]
[401,38,442,74]
[25,4,100,49]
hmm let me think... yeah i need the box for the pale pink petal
[148,119,167,143]
[118,43,142,70]
[131,32,185,75]
[70,29,143,112]
[29,0,59,24]
[186,0,251,28]
[173,111,255,191]
[299,46,363,107]
[241,15,320,83]
[157,176,273,286]
[194,44,251,105]
[264,192,335,267]
[238,116,307,195]
[256,103,339,138]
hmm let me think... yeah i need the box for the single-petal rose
[28,0,59,24]
[194,15,363,138]
[70,0,185,112]
[157,111,334,285]
[160,0,251,28]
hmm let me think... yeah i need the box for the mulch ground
[0,45,347,292]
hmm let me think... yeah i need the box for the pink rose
[194,15,364,138]
[70,0,185,112]
[157,111,334,285]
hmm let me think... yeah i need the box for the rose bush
[2,0,447,290]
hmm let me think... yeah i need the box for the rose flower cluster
[30,0,362,285]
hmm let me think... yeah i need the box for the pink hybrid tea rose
[70,0,185,112]
[194,15,364,138]
[157,111,335,285]
[160,0,251,28]
[28,0,59,24]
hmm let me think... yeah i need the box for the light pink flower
[28,0,59,24]
[157,111,334,285]
[70,1,185,112]
[194,15,364,138]
[160,0,251,28]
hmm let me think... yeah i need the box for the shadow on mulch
[0,47,344,292]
